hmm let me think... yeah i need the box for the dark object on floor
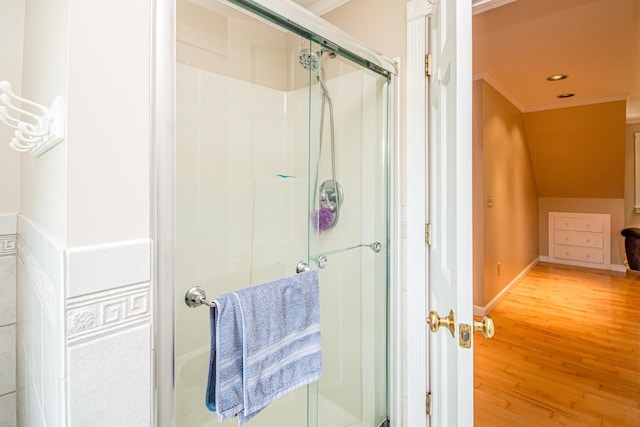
[621,228,640,270]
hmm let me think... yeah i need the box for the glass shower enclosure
[157,0,397,425]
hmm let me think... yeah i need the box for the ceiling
[294,0,640,122]
[473,0,640,122]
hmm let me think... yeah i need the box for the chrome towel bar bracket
[184,286,216,308]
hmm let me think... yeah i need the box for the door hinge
[426,391,432,416]
[425,223,431,245]
[425,54,432,77]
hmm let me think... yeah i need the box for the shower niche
[170,0,396,426]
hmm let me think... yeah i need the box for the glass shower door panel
[175,1,389,426]
[307,55,390,426]
[175,1,316,425]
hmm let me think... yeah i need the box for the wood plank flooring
[474,262,640,426]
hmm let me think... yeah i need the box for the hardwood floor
[474,262,640,426]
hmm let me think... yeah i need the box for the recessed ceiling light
[547,74,568,81]
[557,93,575,98]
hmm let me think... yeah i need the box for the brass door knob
[473,315,495,338]
[427,309,455,337]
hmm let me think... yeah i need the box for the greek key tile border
[16,235,56,323]
[66,282,151,346]
[0,234,16,256]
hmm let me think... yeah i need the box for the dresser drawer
[554,230,603,249]
[554,217,604,233]
[553,244,604,264]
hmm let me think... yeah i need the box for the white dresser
[548,212,611,270]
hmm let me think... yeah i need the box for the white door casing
[406,0,474,425]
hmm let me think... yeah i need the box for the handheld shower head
[298,49,319,71]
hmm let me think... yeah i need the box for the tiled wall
[17,215,65,426]
[0,215,17,427]
[16,215,152,426]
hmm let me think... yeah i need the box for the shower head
[298,48,333,99]
[298,49,320,71]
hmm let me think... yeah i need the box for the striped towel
[206,270,322,425]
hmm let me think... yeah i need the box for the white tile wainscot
[0,214,17,427]
[65,239,152,427]
[17,214,153,426]
[17,216,65,427]
[66,287,151,427]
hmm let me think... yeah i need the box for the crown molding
[473,72,525,112]
[472,0,519,15]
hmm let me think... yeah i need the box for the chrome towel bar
[185,261,313,308]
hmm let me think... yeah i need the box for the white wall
[66,0,150,247]
[20,0,69,244]
[0,0,23,214]
[16,0,153,425]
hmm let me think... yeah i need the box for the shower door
[172,1,391,426]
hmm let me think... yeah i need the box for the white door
[405,0,473,424]
[427,0,474,425]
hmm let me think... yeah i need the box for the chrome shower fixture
[298,49,320,71]
[319,179,343,213]
[297,48,337,72]
[299,46,341,232]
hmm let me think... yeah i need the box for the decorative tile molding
[0,235,16,257]
[66,282,151,346]
[16,235,56,324]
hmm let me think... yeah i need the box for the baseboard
[611,264,627,273]
[540,255,626,273]
[474,257,540,316]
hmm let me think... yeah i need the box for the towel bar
[185,262,314,308]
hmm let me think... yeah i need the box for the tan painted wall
[525,102,627,267]
[480,81,539,306]
[524,101,626,199]
[473,81,484,306]
[624,123,640,229]
[323,0,405,62]
[538,197,625,266]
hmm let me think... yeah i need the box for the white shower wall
[176,62,387,426]
[175,63,310,426]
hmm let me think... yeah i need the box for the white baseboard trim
[611,264,627,273]
[474,257,540,316]
[540,255,626,273]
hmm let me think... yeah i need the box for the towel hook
[0,80,65,156]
